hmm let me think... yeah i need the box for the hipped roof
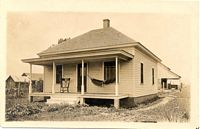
[38,27,136,56]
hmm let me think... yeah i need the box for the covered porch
[22,49,133,108]
[160,78,181,90]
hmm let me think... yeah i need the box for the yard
[6,85,190,122]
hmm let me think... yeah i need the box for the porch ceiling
[22,50,134,65]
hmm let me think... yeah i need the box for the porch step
[47,96,80,105]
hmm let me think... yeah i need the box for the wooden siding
[44,65,53,93]
[54,84,60,92]
[119,47,134,95]
[87,61,115,94]
[87,47,135,95]
[6,77,16,89]
[118,59,134,95]
[87,55,134,95]
[133,48,158,97]
[122,47,135,55]
[42,46,136,95]
[157,63,179,79]
[63,64,77,92]
[42,46,160,98]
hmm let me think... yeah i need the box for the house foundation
[120,94,158,108]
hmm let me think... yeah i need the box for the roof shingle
[39,27,136,55]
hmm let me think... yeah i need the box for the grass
[6,85,190,122]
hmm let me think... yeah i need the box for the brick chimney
[103,19,110,28]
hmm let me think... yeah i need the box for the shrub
[47,106,59,112]
[6,103,44,121]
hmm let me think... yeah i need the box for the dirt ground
[6,86,190,122]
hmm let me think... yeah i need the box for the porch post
[114,99,119,109]
[28,63,33,102]
[52,61,56,94]
[115,57,119,96]
[80,59,85,105]
[81,59,84,95]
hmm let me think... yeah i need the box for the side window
[152,68,154,85]
[141,63,144,84]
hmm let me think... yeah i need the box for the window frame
[152,68,155,85]
[56,64,63,84]
[140,63,144,84]
[104,61,116,82]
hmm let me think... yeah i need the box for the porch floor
[29,92,129,99]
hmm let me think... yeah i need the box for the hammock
[87,75,115,87]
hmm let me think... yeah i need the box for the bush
[47,106,59,112]
[6,103,44,121]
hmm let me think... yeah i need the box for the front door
[77,63,87,92]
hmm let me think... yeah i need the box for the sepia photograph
[0,0,198,128]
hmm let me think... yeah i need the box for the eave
[38,42,137,57]
[135,42,162,62]
[22,50,134,65]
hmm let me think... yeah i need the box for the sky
[6,3,198,85]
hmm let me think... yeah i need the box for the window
[152,68,154,85]
[104,61,116,82]
[141,63,144,84]
[56,65,62,84]
[32,80,36,85]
